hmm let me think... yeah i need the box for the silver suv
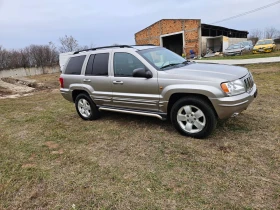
[59,45,257,138]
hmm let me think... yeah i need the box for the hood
[163,62,248,82]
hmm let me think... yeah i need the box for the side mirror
[132,68,153,79]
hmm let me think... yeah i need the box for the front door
[111,52,159,112]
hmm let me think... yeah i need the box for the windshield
[137,47,187,70]
[242,41,249,46]
[227,44,241,50]
[256,40,273,45]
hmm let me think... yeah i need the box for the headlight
[221,79,246,96]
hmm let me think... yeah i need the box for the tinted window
[114,53,146,77]
[85,54,95,75]
[91,53,109,76]
[65,55,86,75]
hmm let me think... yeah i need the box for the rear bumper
[210,84,257,119]
[60,88,73,102]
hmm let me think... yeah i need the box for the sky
[0,0,280,49]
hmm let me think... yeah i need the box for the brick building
[135,19,248,57]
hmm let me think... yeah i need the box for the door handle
[113,81,123,85]
[83,79,91,82]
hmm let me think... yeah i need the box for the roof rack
[73,44,156,54]
[73,45,133,54]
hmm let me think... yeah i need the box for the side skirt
[98,106,167,120]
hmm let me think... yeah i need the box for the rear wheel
[170,97,217,139]
[75,93,100,120]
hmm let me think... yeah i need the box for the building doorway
[161,32,184,56]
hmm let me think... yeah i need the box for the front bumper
[210,84,257,119]
[224,52,239,56]
[253,48,273,53]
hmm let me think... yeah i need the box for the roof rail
[73,45,133,54]
[131,44,156,46]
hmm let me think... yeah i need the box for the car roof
[132,46,158,50]
[71,45,159,55]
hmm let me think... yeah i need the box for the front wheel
[170,97,217,139]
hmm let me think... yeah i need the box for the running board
[99,107,166,120]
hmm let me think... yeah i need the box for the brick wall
[135,19,201,56]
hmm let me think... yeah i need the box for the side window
[85,53,109,76]
[114,53,146,77]
[92,53,109,76]
[85,54,95,75]
[65,55,86,75]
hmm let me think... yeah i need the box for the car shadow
[100,111,175,132]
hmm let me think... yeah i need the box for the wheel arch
[72,89,90,103]
[167,93,218,118]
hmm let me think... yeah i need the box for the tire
[170,97,217,139]
[75,93,100,120]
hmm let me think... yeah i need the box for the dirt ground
[0,73,60,98]
[0,63,279,209]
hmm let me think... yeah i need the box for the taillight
[59,77,64,88]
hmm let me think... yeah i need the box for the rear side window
[64,55,86,75]
[85,55,95,75]
[86,53,109,76]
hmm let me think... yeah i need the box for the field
[202,50,280,60]
[0,63,280,209]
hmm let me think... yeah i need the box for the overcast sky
[0,0,279,49]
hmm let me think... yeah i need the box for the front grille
[244,74,254,92]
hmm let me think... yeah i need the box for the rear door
[82,52,112,107]
[111,50,159,111]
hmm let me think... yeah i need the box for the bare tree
[0,37,93,71]
[264,27,280,39]
[249,29,263,40]
[59,35,79,53]
[0,47,10,70]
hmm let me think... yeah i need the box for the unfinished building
[135,19,248,57]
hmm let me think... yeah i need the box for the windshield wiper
[160,63,182,69]
[182,60,191,64]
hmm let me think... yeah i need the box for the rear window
[64,55,86,75]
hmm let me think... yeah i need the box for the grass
[202,50,280,60]
[1,65,280,209]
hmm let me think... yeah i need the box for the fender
[159,84,224,113]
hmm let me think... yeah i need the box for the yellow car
[253,39,276,53]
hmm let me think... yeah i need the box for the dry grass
[28,73,61,89]
[0,65,280,209]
